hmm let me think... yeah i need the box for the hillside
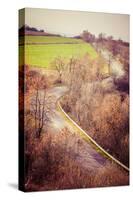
[19,35,98,68]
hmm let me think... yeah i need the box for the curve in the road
[57,92,129,172]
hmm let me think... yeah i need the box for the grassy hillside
[19,36,98,68]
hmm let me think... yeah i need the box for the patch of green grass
[19,36,98,68]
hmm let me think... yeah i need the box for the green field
[19,36,98,68]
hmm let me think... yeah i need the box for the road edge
[57,100,129,172]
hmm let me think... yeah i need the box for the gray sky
[19,8,129,42]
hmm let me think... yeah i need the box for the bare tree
[107,51,113,75]
[51,57,65,83]
[81,30,95,44]
[96,33,106,53]
[98,33,106,43]
[67,57,77,91]
[31,75,54,138]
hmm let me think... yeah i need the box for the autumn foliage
[61,54,129,166]
[24,128,128,191]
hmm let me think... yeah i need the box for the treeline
[60,54,129,167]
[95,33,129,76]
[19,25,61,37]
[76,31,129,75]
[19,25,45,33]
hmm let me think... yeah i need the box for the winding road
[45,85,123,171]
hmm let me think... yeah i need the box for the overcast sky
[19,8,129,42]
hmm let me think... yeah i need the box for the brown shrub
[92,163,129,187]
[24,128,129,191]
